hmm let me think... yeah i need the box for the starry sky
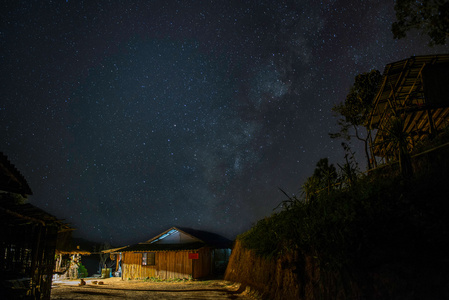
[1,1,448,245]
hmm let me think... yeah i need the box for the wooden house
[106,227,232,280]
[368,54,449,166]
[0,152,71,299]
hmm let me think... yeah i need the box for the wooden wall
[193,247,211,279]
[122,249,213,280]
[1,222,59,300]
[122,252,156,279]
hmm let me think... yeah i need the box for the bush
[78,263,88,278]
[239,158,449,274]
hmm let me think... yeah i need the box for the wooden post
[192,257,194,279]
[427,108,436,137]
[29,224,43,297]
[368,128,377,169]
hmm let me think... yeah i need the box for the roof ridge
[0,152,33,195]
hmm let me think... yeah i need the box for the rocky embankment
[225,240,320,300]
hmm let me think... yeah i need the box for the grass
[239,135,449,277]
[235,132,449,298]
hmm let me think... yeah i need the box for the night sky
[1,1,447,245]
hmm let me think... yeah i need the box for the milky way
[1,1,447,244]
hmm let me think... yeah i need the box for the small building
[0,152,71,299]
[53,247,91,281]
[368,54,449,165]
[106,227,232,280]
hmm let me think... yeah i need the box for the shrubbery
[239,142,449,275]
[78,263,88,278]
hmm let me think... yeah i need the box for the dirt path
[51,277,251,300]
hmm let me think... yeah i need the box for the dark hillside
[225,142,449,299]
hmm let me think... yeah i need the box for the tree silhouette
[331,70,382,169]
[95,242,112,275]
[313,158,338,193]
[302,174,320,202]
[392,0,449,46]
[337,142,359,187]
[302,158,337,201]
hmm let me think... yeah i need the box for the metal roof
[119,242,206,252]
[105,227,232,253]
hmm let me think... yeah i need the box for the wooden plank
[123,250,210,280]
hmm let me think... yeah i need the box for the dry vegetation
[226,136,449,299]
[51,277,251,300]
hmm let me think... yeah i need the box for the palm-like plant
[383,116,413,179]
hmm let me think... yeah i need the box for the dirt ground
[50,277,252,300]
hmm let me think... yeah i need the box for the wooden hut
[0,152,71,299]
[368,54,449,165]
[106,227,232,280]
[53,247,91,281]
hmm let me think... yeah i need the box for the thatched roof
[55,249,91,255]
[101,246,130,254]
[0,199,71,231]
